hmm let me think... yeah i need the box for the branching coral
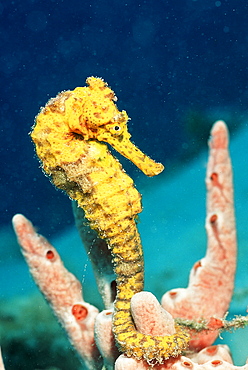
[162,120,237,351]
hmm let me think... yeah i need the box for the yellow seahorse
[31,77,190,364]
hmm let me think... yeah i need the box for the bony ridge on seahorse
[31,77,190,364]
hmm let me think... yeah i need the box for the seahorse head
[71,77,164,177]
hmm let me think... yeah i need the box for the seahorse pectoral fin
[105,134,164,177]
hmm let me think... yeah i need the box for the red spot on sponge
[210,172,218,183]
[193,261,202,271]
[210,214,218,224]
[46,250,55,260]
[211,360,223,367]
[72,304,88,321]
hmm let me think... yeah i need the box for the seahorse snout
[103,128,164,177]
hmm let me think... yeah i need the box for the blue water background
[1,0,248,367]
[1,0,248,235]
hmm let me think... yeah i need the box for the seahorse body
[31,77,189,363]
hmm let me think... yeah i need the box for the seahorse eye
[106,123,123,135]
[111,124,123,135]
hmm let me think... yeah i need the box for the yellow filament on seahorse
[31,77,190,363]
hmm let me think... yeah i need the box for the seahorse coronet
[31,77,190,364]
